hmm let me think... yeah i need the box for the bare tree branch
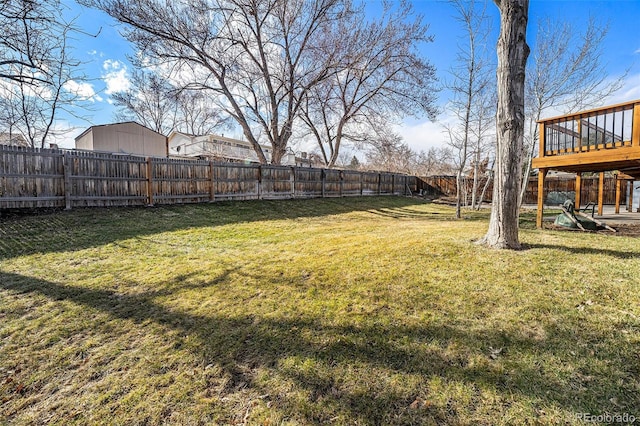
[518,15,626,207]
[82,0,349,164]
[1,1,92,148]
[446,0,494,218]
[298,0,438,168]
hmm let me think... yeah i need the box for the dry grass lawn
[1,197,639,425]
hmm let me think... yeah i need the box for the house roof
[75,121,167,141]
[168,130,198,139]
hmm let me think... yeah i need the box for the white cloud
[102,59,131,94]
[396,107,458,152]
[63,80,103,102]
[87,50,105,58]
[103,59,123,71]
[396,120,448,152]
[606,72,640,105]
[46,120,85,149]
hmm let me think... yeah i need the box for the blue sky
[55,0,640,151]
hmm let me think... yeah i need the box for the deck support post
[633,104,640,147]
[628,181,634,212]
[598,172,605,216]
[538,122,546,158]
[575,172,582,212]
[615,177,621,214]
[536,168,547,228]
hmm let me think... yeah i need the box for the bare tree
[446,0,493,219]
[518,16,625,207]
[414,146,456,176]
[174,90,230,136]
[469,88,495,209]
[82,0,351,164]
[0,0,59,86]
[1,0,91,148]
[475,158,494,210]
[299,0,438,168]
[112,70,178,135]
[113,69,231,136]
[364,127,416,174]
[0,88,24,145]
[478,0,529,249]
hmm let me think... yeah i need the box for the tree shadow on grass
[367,206,489,222]
[1,271,638,424]
[0,197,430,261]
[526,242,640,260]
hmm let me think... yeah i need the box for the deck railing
[539,100,640,157]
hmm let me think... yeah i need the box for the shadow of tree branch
[2,270,638,424]
[0,197,428,260]
[526,242,640,259]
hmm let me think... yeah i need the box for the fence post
[146,157,154,206]
[321,169,326,198]
[63,151,72,210]
[257,165,262,199]
[290,166,295,199]
[391,174,396,195]
[377,173,382,195]
[360,172,364,196]
[339,170,344,197]
[209,161,215,202]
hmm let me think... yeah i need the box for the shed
[75,122,167,157]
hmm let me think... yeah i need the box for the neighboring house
[75,122,167,157]
[295,152,316,168]
[0,132,28,147]
[168,131,298,165]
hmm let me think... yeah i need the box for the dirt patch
[605,224,640,237]
[429,196,460,206]
[547,223,640,237]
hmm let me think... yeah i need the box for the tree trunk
[456,170,463,218]
[328,128,344,168]
[471,147,480,208]
[271,143,287,165]
[479,0,529,249]
[477,171,492,210]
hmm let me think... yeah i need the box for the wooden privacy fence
[0,146,415,210]
[419,175,626,205]
[417,176,493,202]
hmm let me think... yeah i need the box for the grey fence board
[0,146,65,209]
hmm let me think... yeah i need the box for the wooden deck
[532,100,640,227]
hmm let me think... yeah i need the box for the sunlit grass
[1,197,639,425]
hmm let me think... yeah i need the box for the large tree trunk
[479,0,529,249]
